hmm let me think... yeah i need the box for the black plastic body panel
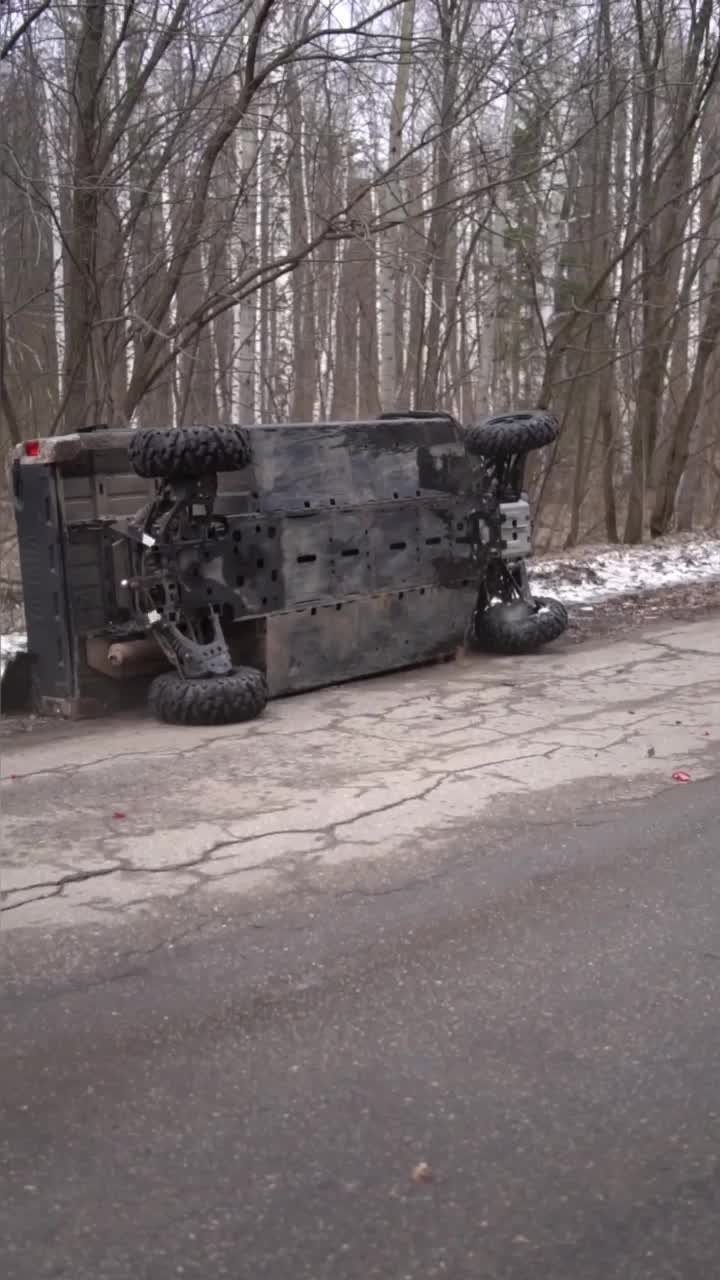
[12,459,78,710]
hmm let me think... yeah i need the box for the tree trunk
[675,84,720,530]
[62,0,107,431]
[476,0,530,414]
[419,0,468,409]
[624,0,715,540]
[650,253,720,535]
[397,163,426,407]
[379,0,415,411]
[287,71,316,421]
[234,94,259,425]
[330,166,379,419]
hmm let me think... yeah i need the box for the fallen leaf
[411,1162,433,1184]
[671,770,691,784]
[647,747,655,758]
[112,811,127,819]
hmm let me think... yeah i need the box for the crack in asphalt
[3,625,717,921]
[3,754,552,906]
[2,678,713,789]
[2,643,707,786]
[1,777,458,906]
[4,716,718,912]
[0,840,270,909]
[642,636,720,659]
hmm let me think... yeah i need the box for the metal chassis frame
[112,438,534,683]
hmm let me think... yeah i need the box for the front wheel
[464,410,559,459]
[470,596,568,655]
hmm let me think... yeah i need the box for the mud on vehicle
[9,410,566,726]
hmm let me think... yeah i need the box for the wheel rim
[489,600,534,623]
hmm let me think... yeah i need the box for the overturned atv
[9,408,567,727]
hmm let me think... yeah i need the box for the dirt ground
[563,577,720,644]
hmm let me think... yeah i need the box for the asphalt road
[2,777,720,1280]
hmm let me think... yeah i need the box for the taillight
[24,440,40,458]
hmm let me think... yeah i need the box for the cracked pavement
[0,614,712,926]
[2,616,720,1280]
[2,618,719,933]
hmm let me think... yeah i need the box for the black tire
[472,596,568,655]
[148,665,267,725]
[465,410,559,459]
[128,426,252,480]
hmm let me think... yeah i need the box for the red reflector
[24,440,40,457]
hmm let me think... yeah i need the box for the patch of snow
[529,535,720,604]
[1,632,27,677]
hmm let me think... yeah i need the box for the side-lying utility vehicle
[9,409,567,724]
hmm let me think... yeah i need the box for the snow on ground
[529,534,720,606]
[1,632,27,679]
[2,534,720,678]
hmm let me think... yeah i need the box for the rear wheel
[128,426,252,480]
[470,596,568,655]
[148,665,267,725]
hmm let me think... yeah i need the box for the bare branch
[0,0,51,62]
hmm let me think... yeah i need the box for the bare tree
[2,0,720,550]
